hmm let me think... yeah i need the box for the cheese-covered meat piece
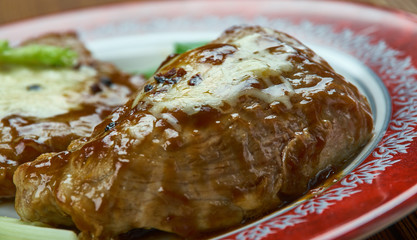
[0,32,144,197]
[14,26,373,239]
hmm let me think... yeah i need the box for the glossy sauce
[14,26,373,240]
[0,62,143,197]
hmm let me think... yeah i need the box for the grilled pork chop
[0,32,144,197]
[14,26,373,239]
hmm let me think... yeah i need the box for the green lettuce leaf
[0,216,77,240]
[0,41,78,67]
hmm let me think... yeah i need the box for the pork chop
[14,26,373,239]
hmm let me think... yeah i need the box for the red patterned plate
[1,1,417,239]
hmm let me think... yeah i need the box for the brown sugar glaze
[14,26,373,239]
[0,32,144,197]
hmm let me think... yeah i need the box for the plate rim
[1,1,417,239]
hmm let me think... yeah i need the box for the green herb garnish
[173,41,208,54]
[136,41,208,78]
[0,216,77,240]
[0,40,78,67]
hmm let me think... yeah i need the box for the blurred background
[0,0,417,25]
[0,0,417,239]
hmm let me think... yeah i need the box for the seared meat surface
[0,32,144,197]
[14,26,373,239]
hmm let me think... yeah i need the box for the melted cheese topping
[125,114,156,143]
[0,65,97,119]
[142,33,294,115]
